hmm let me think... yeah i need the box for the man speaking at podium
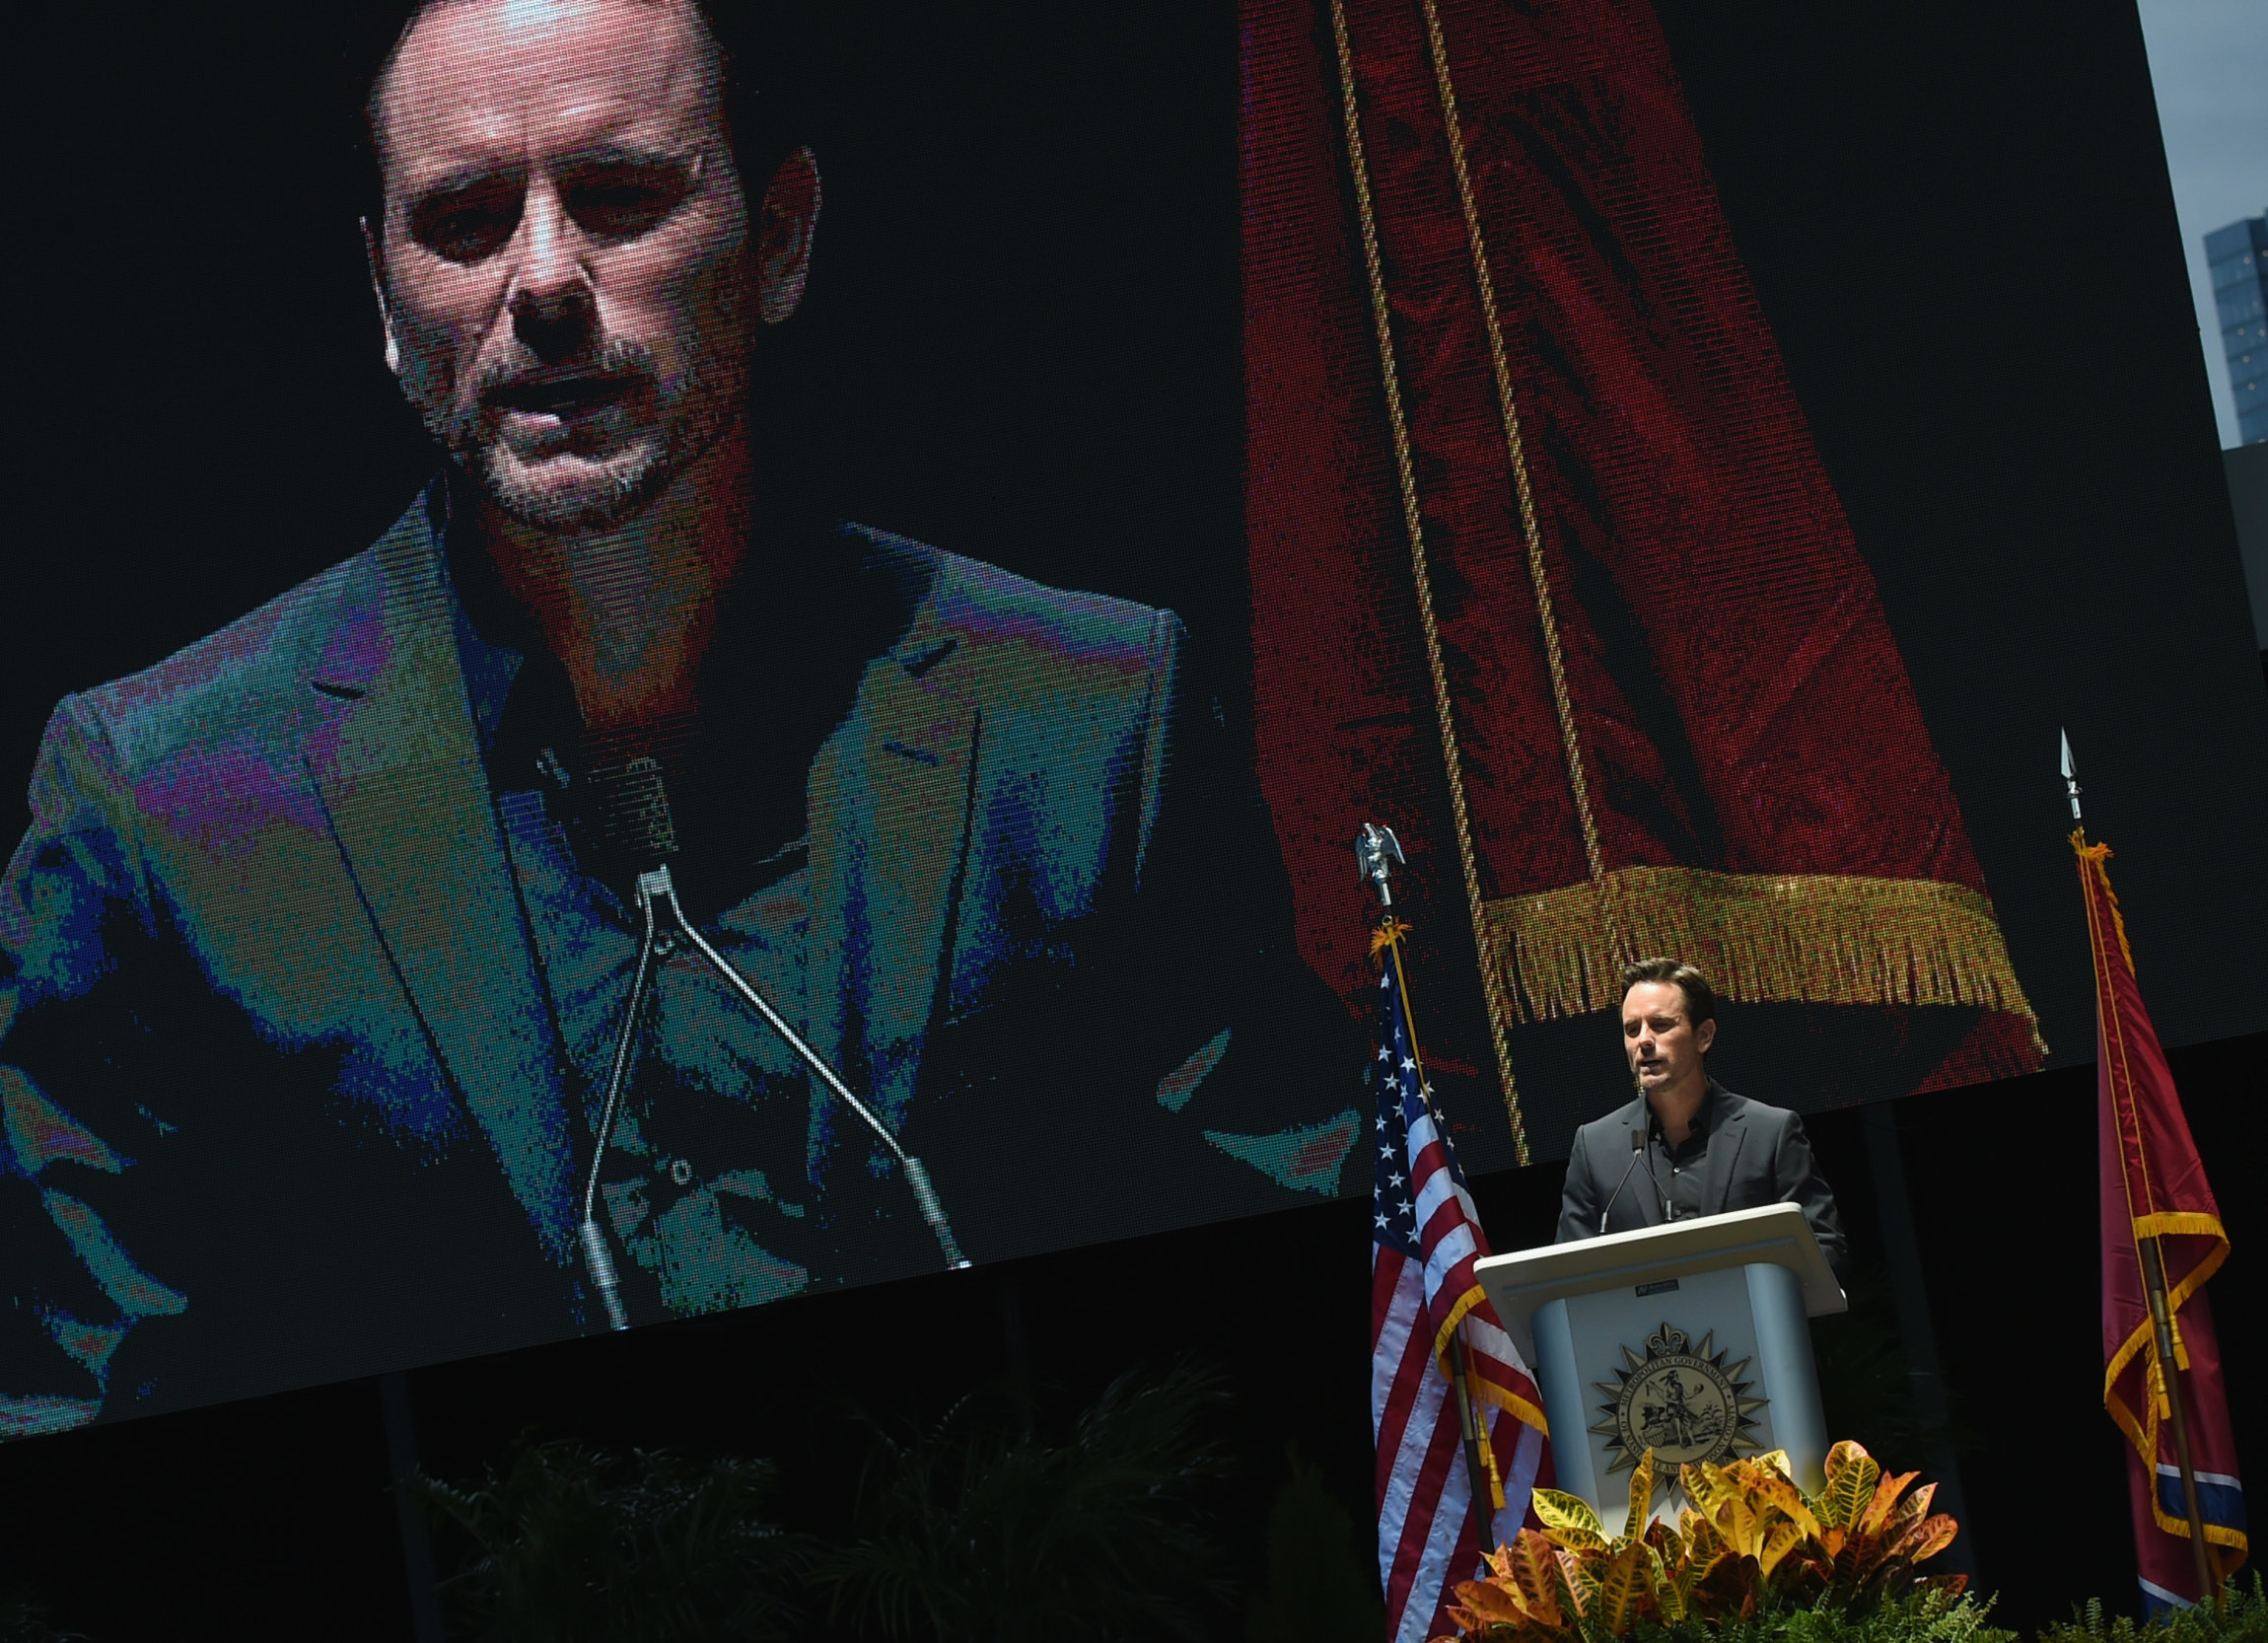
[1556,959,1846,1277]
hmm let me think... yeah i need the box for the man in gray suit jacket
[0,0,1363,1436]
[1556,959,1846,1274]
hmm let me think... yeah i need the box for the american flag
[1372,928,1550,1643]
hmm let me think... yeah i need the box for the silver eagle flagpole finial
[1356,822,1405,912]
[1352,819,1495,1515]
[2060,728,2083,823]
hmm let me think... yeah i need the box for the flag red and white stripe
[1372,930,1550,1643]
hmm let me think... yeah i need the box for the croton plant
[1438,1440,1962,1641]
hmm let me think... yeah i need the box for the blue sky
[2136,0,2267,449]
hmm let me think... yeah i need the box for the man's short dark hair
[1620,957,1716,1030]
[343,0,799,232]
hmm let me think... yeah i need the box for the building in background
[2207,214,2266,446]
[2207,215,2268,656]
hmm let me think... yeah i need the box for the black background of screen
[7,0,2265,1164]
[1651,0,2268,1068]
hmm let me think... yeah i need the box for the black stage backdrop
[0,1033,2261,1638]
[1650,0,2268,1062]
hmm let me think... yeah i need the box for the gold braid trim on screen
[1480,869,2041,1046]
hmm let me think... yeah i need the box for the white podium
[1475,1204,1846,1534]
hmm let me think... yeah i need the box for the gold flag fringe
[1481,867,2042,1048]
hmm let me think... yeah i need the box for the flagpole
[2065,733,2219,1609]
[2137,1234,2219,1607]
[1359,823,1498,1526]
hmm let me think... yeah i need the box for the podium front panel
[1532,1261,1824,1535]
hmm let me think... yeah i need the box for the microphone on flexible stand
[575,755,971,1333]
[1597,1126,1648,1238]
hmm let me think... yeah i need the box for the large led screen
[7,0,2265,1434]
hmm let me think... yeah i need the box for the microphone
[1598,1126,1648,1237]
[576,760,971,1334]
[590,754,679,866]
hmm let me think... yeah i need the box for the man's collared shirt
[1644,1082,1718,1224]
[444,522,825,1322]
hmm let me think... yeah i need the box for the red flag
[2079,834,2248,1609]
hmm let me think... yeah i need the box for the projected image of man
[0,0,1361,1434]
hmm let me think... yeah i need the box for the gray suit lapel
[1701,1087,1748,1215]
[1594,1096,1662,1230]
[304,512,577,1262]
[807,605,978,1159]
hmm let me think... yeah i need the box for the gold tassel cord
[1330,0,1528,1162]
[1461,1328,1509,1511]
[1413,0,1608,908]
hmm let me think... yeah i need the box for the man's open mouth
[488,373,638,421]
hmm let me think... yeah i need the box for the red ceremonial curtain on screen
[1240,0,2041,1156]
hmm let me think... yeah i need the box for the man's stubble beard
[411,334,750,537]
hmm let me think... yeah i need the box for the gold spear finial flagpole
[2067,732,2220,1607]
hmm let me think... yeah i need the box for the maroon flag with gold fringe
[2078,834,2247,1610]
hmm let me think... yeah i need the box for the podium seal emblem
[1590,1323,1766,1474]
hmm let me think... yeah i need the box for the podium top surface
[1476,1203,1846,1364]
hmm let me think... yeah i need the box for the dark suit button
[671,1158,694,1186]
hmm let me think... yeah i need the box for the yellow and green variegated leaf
[1649,1542,1686,1621]
[1818,1445,1880,1533]
[1747,1451,1793,1484]
[1623,1450,1657,1543]
[1564,1545,1604,1616]
[1544,1524,1609,1556]
[1507,1530,1567,1625]
[1717,1459,1757,1491]
[1598,1539,1654,1631]
[1531,1488,1607,1548]
[1746,1469,1822,1541]
[1819,1525,1847,1558]
[1822,1438,1872,1482]
[1756,1516,1811,1581]
[1481,1542,1519,1582]
[1680,1462,1736,1524]
[1860,1469,1918,1535]
[1713,1491,1767,1558]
